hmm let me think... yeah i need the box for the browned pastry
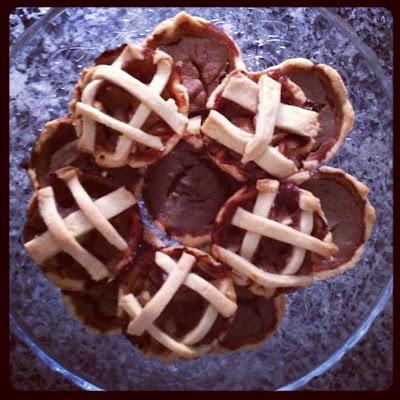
[212,178,338,298]
[286,166,376,279]
[145,11,245,116]
[143,139,240,247]
[27,117,144,197]
[217,286,285,353]
[70,43,189,168]
[118,246,237,362]
[202,59,354,182]
[24,166,142,291]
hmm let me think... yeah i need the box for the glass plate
[9,7,393,391]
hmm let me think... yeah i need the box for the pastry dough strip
[155,251,237,317]
[213,245,312,288]
[120,294,196,359]
[202,110,297,178]
[36,187,109,281]
[25,187,136,264]
[127,252,196,336]
[239,179,279,261]
[221,73,319,137]
[232,207,338,257]
[242,75,281,163]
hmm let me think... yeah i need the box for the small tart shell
[211,180,333,298]
[23,173,143,291]
[119,246,237,362]
[203,68,318,182]
[143,139,239,247]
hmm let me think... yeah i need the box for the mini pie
[70,43,189,169]
[212,178,338,298]
[143,139,240,247]
[145,11,245,116]
[21,13,376,362]
[202,60,354,182]
[27,117,144,197]
[23,166,142,291]
[119,246,237,361]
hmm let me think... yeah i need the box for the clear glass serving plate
[9,7,393,391]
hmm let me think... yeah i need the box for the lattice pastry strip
[24,168,136,281]
[202,110,297,179]
[119,250,237,358]
[242,75,281,163]
[219,71,320,138]
[212,179,338,290]
[74,44,189,167]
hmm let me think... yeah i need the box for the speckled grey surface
[9,7,393,390]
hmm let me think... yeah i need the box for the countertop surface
[9,7,393,391]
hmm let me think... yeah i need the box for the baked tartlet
[70,43,189,168]
[202,60,354,182]
[119,246,237,361]
[24,166,142,291]
[212,178,338,298]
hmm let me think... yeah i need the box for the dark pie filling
[28,119,143,192]
[144,140,239,240]
[62,279,127,333]
[23,175,143,284]
[299,171,366,270]
[121,247,233,356]
[220,286,280,350]
[212,182,328,277]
